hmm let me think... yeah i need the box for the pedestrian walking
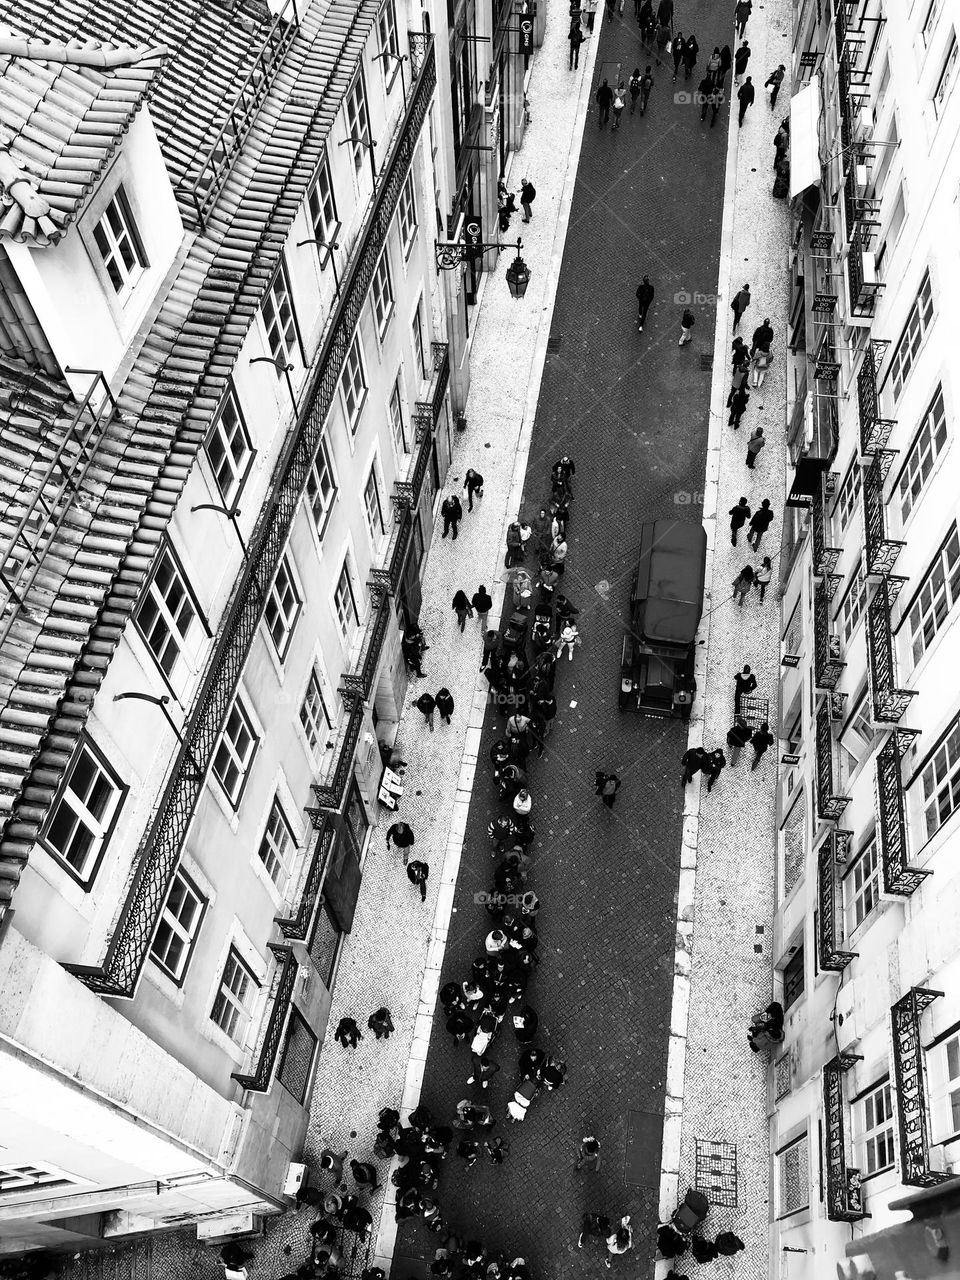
[596,78,613,126]
[697,73,713,119]
[520,177,536,221]
[679,306,695,345]
[751,315,774,354]
[550,535,569,573]
[583,0,597,29]
[745,426,765,469]
[748,497,774,548]
[734,40,750,84]
[749,348,771,387]
[402,625,427,677]
[719,43,732,86]
[728,383,750,428]
[463,468,484,510]
[505,521,523,568]
[765,63,785,107]
[732,565,755,606]
[604,1217,633,1268]
[751,721,774,769]
[334,1016,362,1048]
[452,588,473,631]
[511,1005,538,1040]
[735,0,752,37]
[414,690,436,730]
[681,745,707,786]
[730,283,751,329]
[671,31,685,80]
[628,66,642,112]
[703,747,726,792]
[716,1232,746,1256]
[575,1136,602,1171]
[350,1159,380,1192]
[407,859,429,902]
[727,715,752,766]
[708,81,725,125]
[612,82,626,128]
[457,1138,481,1168]
[705,46,720,83]
[682,33,698,79]
[639,64,654,113]
[774,120,789,168]
[320,1147,348,1177]
[578,1214,613,1250]
[568,17,585,68]
[556,621,580,660]
[655,20,670,65]
[481,628,500,672]
[729,497,751,545]
[756,555,772,601]
[732,335,750,379]
[472,585,493,627]
[734,663,757,710]
[552,455,576,498]
[386,820,415,863]
[737,76,755,125]
[595,771,621,808]
[636,274,655,329]
[467,1051,501,1088]
[368,1007,394,1039]
[435,687,455,724]
[441,493,462,539]
[485,1137,509,1164]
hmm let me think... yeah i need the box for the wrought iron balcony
[816,699,850,823]
[823,1052,866,1220]
[276,815,335,940]
[232,944,298,1092]
[66,36,438,999]
[814,579,846,691]
[863,451,904,576]
[811,474,841,578]
[857,340,895,455]
[875,730,930,897]
[847,224,883,319]
[817,831,858,972]
[837,59,853,152]
[309,696,366,817]
[891,988,950,1187]
[866,576,916,724]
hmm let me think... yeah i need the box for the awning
[790,74,821,198]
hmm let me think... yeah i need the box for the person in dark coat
[350,1159,380,1192]
[708,82,725,125]
[671,31,686,80]
[368,1007,395,1039]
[568,18,585,69]
[596,78,613,126]
[636,275,655,330]
[751,721,775,769]
[734,40,751,83]
[727,715,752,765]
[729,497,750,545]
[334,1016,362,1048]
[748,497,774,548]
[730,282,751,329]
[656,0,673,24]
[595,771,621,808]
[737,76,755,125]
[703,748,726,792]
[452,589,473,631]
[765,63,785,107]
[402,624,427,677]
[463,468,484,510]
[697,73,713,120]
[441,494,462,539]
[715,1231,745,1256]
[682,34,698,79]
[511,1005,538,1040]
[656,1224,689,1258]
[520,178,536,222]
[751,316,774,354]
[735,0,752,37]
[691,1237,718,1263]
[728,383,750,429]
[386,821,415,860]
[719,43,732,86]
[415,690,436,730]
[472,585,493,627]
[447,1009,475,1043]
[435,688,455,724]
[407,859,429,902]
[734,663,757,709]
[579,1213,612,1249]
[480,628,500,673]
[681,746,707,786]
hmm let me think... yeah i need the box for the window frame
[397,172,418,257]
[933,31,958,118]
[884,270,935,403]
[40,736,126,888]
[257,795,298,888]
[853,1078,896,1177]
[305,438,338,540]
[782,945,805,1010]
[835,559,868,645]
[377,0,402,92]
[411,298,427,382]
[363,462,386,543]
[149,868,207,984]
[929,1032,960,1143]
[278,1007,319,1103]
[206,385,255,508]
[261,259,304,369]
[211,697,260,809]
[916,708,960,843]
[299,668,333,765]
[775,1134,810,1219]
[339,332,368,433]
[370,248,395,337]
[307,152,340,268]
[895,384,949,525]
[264,551,304,661]
[92,184,147,301]
[345,73,371,173]
[210,946,260,1044]
[843,833,881,934]
[134,541,209,697]
[388,372,409,454]
[333,558,360,643]
[903,523,960,666]
[921,0,944,48]
[832,459,863,533]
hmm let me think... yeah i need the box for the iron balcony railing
[817,831,857,972]
[814,579,846,691]
[67,36,438,999]
[823,1053,866,1221]
[857,339,895,455]
[815,699,850,823]
[847,224,883,319]
[232,943,298,1092]
[178,0,300,229]
[891,988,950,1187]
[276,814,335,940]
[811,475,841,579]
[863,451,904,576]
[866,576,916,724]
[875,729,930,897]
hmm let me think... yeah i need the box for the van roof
[633,519,707,645]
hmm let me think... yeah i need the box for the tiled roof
[0,0,383,911]
[0,37,164,246]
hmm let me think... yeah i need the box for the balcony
[232,944,298,1092]
[847,224,883,320]
[857,340,895,455]
[814,579,846,691]
[276,817,336,940]
[816,699,851,823]
[866,576,916,724]
[817,831,858,972]
[891,988,950,1187]
[823,1052,866,1220]
[875,730,930,897]
[863,451,904,575]
[811,474,841,578]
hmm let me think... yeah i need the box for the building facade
[770,0,960,1273]
[0,0,539,1256]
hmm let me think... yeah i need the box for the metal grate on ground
[694,1138,739,1209]
[738,696,770,730]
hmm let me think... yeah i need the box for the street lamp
[112,692,203,779]
[434,237,531,299]
[505,244,531,299]
[250,354,297,404]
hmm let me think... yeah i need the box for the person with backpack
[628,66,642,112]
[639,64,654,114]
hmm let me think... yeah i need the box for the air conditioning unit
[282,1162,309,1197]
[860,250,877,287]
[855,162,870,190]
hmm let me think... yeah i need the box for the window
[136,545,204,693]
[212,698,258,806]
[339,333,367,432]
[211,948,259,1043]
[933,33,958,117]
[371,250,394,336]
[345,74,370,172]
[887,271,935,401]
[308,153,338,257]
[264,553,302,659]
[364,465,385,540]
[783,600,802,656]
[397,172,418,255]
[922,0,944,47]
[873,124,900,200]
[258,797,296,887]
[92,186,146,298]
[412,300,426,381]
[780,798,805,900]
[150,870,206,981]
[206,388,254,506]
[920,710,960,839]
[840,690,874,778]
[834,462,862,533]
[906,525,960,664]
[0,1162,78,1195]
[776,1135,810,1218]
[855,1080,896,1175]
[262,263,300,367]
[837,561,867,644]
[43,740,124,884]
[305,440,337,536]
[309,899,344,986]
[897,386,948,523]
[388,374,408,452]
[278,1008,318,1103]
[783,945,805,1009]
[334,560,360,642]
[377,0,400,88]
[300,670,332,762]
[845,836,880,932]
[930,1033,960,1141]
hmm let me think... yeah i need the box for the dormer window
[92,185,147,300]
